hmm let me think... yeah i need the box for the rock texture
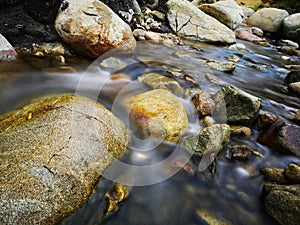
[0,34,17,61]
[197,0,244,29]
[258,122,300,157]
[213,86,262,125]
[263,163,300,225]
[55,0,136,58]
[125,89,188,143]
[247,8,289,33]
[0,94,129,224]
[166,0,236,44]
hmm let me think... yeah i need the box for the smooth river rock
[125,89,188,143]
[166,0,236,44]
[247,8,289,33]
[0,94,129,224]
[55,0,136,58]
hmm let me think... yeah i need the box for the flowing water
[1,40,300,225]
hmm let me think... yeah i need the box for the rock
[284,163,300,183]
[197,0,244,29]
[181,124,231,167]
[206,59,236,72]
[262,168,287,184]
[196,209,232,225]
[0,94,129,224]
[213,86,262,125]
[277,39,299,49]
[192,93,216,117]
[257,110,278,130]
[230,125,252,136]
[288,82,300,95]
[283,13,300,44]
[166,0,236,44]
[133,29,182,46]
[137,73,184,96]
[234,28,264,43]
[293,109,300,125]
[258,122,300,157]
[251,27,264,37]
[228,43,247,51]
[284,70,300,84]
[247,8,289,33]
[0,34,17,61]
[125,89,188,143]
[227,145,256,160]
[55,0,136,58]
[263,183,300,225]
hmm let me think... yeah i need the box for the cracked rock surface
[0,94,129,224]
[166,0,236,44]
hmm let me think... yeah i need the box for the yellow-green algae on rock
[0,94,129,224]
[125,89,188,143]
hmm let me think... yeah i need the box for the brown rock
[55,0,136,58]
[192,93,216,117]
[258,121,300,157]
[288,82,300,95]
[284,163,300,183]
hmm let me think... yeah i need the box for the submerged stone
[125,89,188,143]
[0,94,129,224]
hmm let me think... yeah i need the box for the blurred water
[1,40,300,225]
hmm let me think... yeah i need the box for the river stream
[1,40,300,225]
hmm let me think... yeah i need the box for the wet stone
[137,72,184,96]
[227,145,256,160]
[192,93,216,117]
[213,86,262,125]
[0,94,129,224]
[125,89,188,143]
[258,122,300,158]
[262,168,288,184]
[206,59,236,72]
[284,163,300,184]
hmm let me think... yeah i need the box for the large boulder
[247,8,289,33]
[283,13,300,44]
[0,94,129,224]
[166,0,236,44]
[55,0,136,58]
[196,0,244,29]
[125,89,188,143]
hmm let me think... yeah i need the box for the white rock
[166,0,236,44]
[247,8,289,33]
[197,0,244,29]
[0,34,17,61]
[55,0,136,58]
[283,13,300,44]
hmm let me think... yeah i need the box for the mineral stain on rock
[0,94,129,224]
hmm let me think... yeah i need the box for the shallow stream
[1,40,300,225]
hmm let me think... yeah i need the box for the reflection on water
[1,40,300,225]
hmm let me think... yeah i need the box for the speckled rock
[213,86,262,125]
[0,94,129,224]
[247,8,289,33]
[125,89,188,143]
[206,59,236,72]
[258,121,300,158]
[55,0,136,58]
[166,0,236,44]
[181,124,231,170]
